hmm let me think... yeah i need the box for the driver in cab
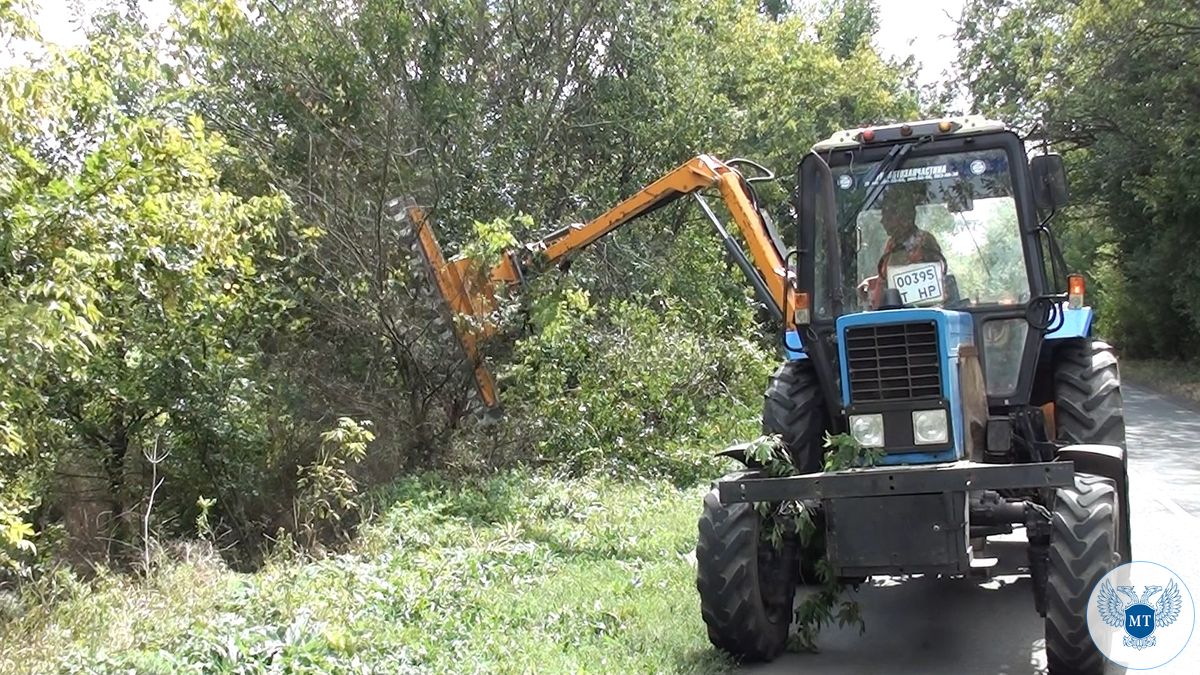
[858,186,947,309]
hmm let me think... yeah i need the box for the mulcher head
[386,198,502,420]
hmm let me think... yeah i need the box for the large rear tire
[1045,473,1119,675]
[763,360,827,474]
[696,476,796,662]
[763,360,828,583]
[1053,340,1131,561]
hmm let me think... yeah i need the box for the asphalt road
[744,385,1200,675]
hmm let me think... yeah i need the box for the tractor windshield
[813,147,1029,319]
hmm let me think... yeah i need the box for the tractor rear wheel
[1053,340,1131,561]
[696,475,796,662]
[1045,473,1119,675]
[763,360,827,474]
[762,360,828,583]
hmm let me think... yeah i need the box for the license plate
[887,262,944,306]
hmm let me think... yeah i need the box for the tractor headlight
[849,414,884,448]
[912,409,949,445]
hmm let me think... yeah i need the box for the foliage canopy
[0,0,916,581]
[957,0,1200,357]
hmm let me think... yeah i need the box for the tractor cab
[789,116,1083,466]
[811,118,1037,315]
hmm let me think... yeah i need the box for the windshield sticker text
[871,164,960,186]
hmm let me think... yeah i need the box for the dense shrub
[503,285,773,484]
[0,19,306,571]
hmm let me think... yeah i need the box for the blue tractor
[394,116,1127,675]
[695,117,1127,675]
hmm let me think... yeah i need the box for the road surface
[744,385,1200,675]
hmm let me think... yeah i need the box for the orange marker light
[793,292,811,326]
[861,128,876,142]
[938,120,954,133]
[1067,274,1085,309]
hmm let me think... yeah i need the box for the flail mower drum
[385,197,503,422]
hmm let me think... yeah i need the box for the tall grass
[0,471,736,674]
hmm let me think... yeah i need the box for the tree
[2,0,920,571]
[175,0,918,468]
[956,0,1200,357]
[1,6,295,568]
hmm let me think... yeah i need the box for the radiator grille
[845,322,942,402]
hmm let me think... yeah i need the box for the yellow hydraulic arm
[388,154,804,413]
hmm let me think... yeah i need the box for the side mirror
[1030,154,1070,211]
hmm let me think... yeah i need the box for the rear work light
[1067,274,1085,309]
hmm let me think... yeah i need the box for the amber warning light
[793,292,811,326]
[1067,274,1085,309]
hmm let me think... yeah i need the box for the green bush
[503,286,773,484]
[0,18,306,571]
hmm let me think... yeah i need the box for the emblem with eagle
[1097,579,1184,650]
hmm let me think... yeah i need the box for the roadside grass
[1120,358,1200,407]
[0,470,736,674]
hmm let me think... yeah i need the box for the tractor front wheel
[1045,473,1119,675]
[696,475,796,662]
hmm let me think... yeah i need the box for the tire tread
[763,361,826,473]
[696,480,794,662]
[1045,473,1117,675]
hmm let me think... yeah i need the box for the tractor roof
[812,115,1008,152]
